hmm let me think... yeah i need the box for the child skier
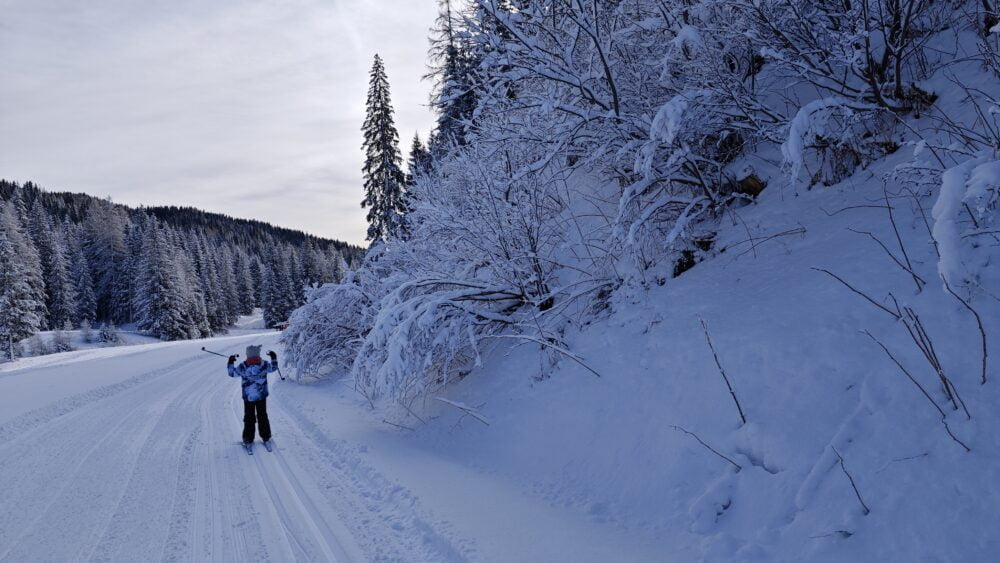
[228,345,279,452]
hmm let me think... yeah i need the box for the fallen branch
[832,446,870,515]
[669,425,742,472]
[700,318,747,425]
[811,268,901,320]
[434,397,491,426]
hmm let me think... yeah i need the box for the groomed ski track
[0,333,442,562]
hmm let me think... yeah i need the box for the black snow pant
[243,398,271,443]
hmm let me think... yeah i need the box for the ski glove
[228,355,237,365]
[267,350,278,361]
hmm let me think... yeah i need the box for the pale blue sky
[0,0,439,245]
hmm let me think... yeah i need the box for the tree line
[0,180,362,358]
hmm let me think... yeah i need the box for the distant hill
[0,179,364,345]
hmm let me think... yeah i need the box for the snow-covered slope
[321,148,999,561]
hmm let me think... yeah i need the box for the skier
[228,345,279,452]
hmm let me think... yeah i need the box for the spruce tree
[0,201,47,330]
[30,204,77,328]
[135,220,190,341]
[0,227,42,359]
[65,223,97,322]
[428,0,481,154]
[361,54,407,243]
[406,133,432,186]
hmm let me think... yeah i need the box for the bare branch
[832,447,871,515]
[434,397,491,426]
[941,277,989,385]
[669,425,742,472]
[700,318,747,425]
[811,268,901,320]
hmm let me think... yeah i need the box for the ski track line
[195,373,270,562]
[85,365,215,562]
[0,354,209,562]
[257,443,357,562]
[222,390,354,562]
[224,390,313,561]
[272,398,473,562]
[160,424,202,563]
[0,336,474,562]
[0,354,203,448]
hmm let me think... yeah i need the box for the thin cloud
[0,0,438,246]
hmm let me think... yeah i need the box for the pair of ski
[242,440,273,455]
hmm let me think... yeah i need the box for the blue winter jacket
[228,359,278,402]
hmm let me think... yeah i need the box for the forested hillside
[0,180,361,355]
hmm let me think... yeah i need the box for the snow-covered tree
[0,226,43,359]
[134,219,199,341]
[65,222,97,323]
[30,204,77,329]
[361,54,407,243]
[0,201,47,332]
[84,199,131,324]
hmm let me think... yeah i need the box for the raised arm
[227,355,243,378]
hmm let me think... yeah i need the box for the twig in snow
[485,334,602,378]
[864,331,971,452]
[820,204,893,216]
[725,227,806,259]
[832,447,870,515]
[700,318,747,425]
[875,452,929,474]
[940,277,989,385]
[669,425,742,472]
[811,268,901,320]
[398,399,427,425]
[434,397,491,426]
[382,419,415,431]
[883,183,923,293]
[899,306,970,419]
[847,228,926,290]
[900,187,939,259]
[808,530,854,539]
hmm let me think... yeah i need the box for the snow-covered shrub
[80,319,94,343]
[283,271,375,382]
[26,334,51,356]
[51,328,73,353]
[933,153,1000,294]
[99,323,123,345]
[782,99,896,187]
[347,142,592,404]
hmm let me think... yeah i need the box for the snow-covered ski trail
[0,333,467,562]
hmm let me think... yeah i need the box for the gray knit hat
[246,344,262,359]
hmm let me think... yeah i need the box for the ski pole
[268,350,286,380]
[201,347,238,359]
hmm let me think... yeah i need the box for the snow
[781,97,857,184]
[5,4,1000,561]
[0,144,967,561]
